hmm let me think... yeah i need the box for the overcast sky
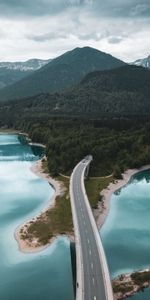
[0,0,149,62]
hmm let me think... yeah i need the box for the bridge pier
[70,242,76,298]
[84,164,90,178]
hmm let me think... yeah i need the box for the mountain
[0,46,125,101]
[1,65,150,120]
[0,59,51,90]
[0,59,51,72]
[132,55,150,69]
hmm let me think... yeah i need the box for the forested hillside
[0,68,32,89]
[0,62,150,177]
[0,59,51,89]
[1,65,149,117]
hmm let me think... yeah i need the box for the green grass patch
[22,167,73,246]
[0,128,19,134]
[85,176,113,208]
[113,283,133,293]
[45,175,73,234]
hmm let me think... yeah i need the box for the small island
[113,269,150,299]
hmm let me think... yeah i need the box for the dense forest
[0,65,150,119]
[1,111,150,176]
[22,119,150,176]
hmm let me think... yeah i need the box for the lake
[101,169,150,299]
[0,134,74,300]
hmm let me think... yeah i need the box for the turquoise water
[101,169,150,299]
[0,134,74,300]
[128,287,150,299]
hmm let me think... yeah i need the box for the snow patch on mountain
[0,59,51,71]
[132,56,150,69]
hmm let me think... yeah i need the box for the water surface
[101,170,150,279]
[0,134,74,300]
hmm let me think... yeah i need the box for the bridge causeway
[70,156,113,300]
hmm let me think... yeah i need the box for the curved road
[70,156,113,300]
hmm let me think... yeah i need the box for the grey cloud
[0,0,149,19]
[78,31,125,44]
[28,32,68,42]
[78,31,112,42]
[0,0,65,17]
[78,32,103,41]
[91,0,150,18]
[130,4,150,17]
[108,36,124,44]
[0,0,92,18]
[0,0,149,63]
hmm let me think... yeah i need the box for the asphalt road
[72,160,108,300]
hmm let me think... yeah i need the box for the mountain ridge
[0,58,51,71]
[0,58,51,90]
[1,65,150,118]
[0,46,126,101]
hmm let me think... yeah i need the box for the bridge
[70,156,113,300]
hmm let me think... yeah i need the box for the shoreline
[96,164,150,229]
[15,158,70,253]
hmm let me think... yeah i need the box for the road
[70,157,113,300]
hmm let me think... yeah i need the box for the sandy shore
[15,158,67,253]
[96,164,150,229]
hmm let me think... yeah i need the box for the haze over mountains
[0,47,125,101]
[0,59,51,90]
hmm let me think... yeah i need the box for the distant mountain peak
[0,58,51,72]
[132,55,150,69]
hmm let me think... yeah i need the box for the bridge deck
[70,158,113,300]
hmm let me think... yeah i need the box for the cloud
[108,36,124,44]
[0,0,148,20]
[0,0,92,18]
[28,32,68,42]
[0,0,149,62]
[130,3,150,17]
